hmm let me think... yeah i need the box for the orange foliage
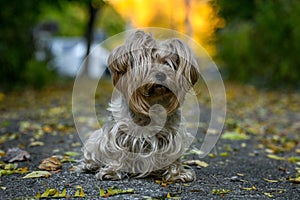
[107,0,224,55]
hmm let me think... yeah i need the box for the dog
[78,30,199,182]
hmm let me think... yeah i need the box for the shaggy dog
[78,30,199,182]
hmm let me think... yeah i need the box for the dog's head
[108,31,199,116]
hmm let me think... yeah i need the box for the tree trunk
[82,1,99,77]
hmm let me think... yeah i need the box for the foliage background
[214,0,300,88]
[1,0,300,89]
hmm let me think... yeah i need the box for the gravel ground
[0,82,300,199]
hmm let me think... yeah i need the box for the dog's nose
[155,72,166,82]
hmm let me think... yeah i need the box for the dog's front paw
[95,167,124,180]
[163,162,196,182]
[76,160,101,173]
[171,168,195,182]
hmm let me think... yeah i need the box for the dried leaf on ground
[23,170,51,178]
[60,156,77,163]
[0,163,28,177]
[64,151,81,157]
[241,186,257,191]
[184,160,209,167]
[288,176,300,184]
[29,141,45,147]
[100,186,135,197]
[186,148,204,156]
[3,147,30,162]
[221,131,249,140]
[39,188,68,198]
[267,154,285,161]
[263,178,279,183]
[212,189,231,195]
[74,186,85,198]
[38,156,62,171]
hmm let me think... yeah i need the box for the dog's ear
[169,39,199,86]
[108,45,131,86]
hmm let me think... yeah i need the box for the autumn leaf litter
[0,81,300,199]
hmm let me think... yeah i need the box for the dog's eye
[164,59,175,70]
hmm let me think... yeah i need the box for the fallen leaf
[38,156,62,171]
[74,186,85,198]
[71,142,82,147]
[212,189,231,195]
[219,152,230,157]
[241,185,257,191]
[287,156,300,163]
[186,148,204,156]
[0,163,28,177]
[155,180,174,187]
[167,193,172,198]
[3,147,30,162]
[60,156,77,163]
[267,154,285,161]
[107,186,135,196]
[0,150,5,157]
[263,178,279,183]
[264,192,274,198]
[100,188,105,197]
[41,188,57,198]
[99,186,134,197]
[288,176,300,184]
[208,153,216,158]
[221,131,249,141]
[29,141,45,147]
[23,170,51,178]
[64,151,81,157]
[184,160,209,167]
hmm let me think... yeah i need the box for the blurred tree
[0,0,59,89]
[108,0,224,56]
[215,0,300,87]
[0,0,123,89]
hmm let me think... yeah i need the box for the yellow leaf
[212,189,231,195]
[264,192,273,198]
[74,186,85,198]
[288,176,300,184]
[41,188,51,198]
[219,152,230,157]
[241,186,257,191]
[184,160,209,167]
[287,156,300,163]
[107,186,135,196]
[263,178,278,183]
[267,154,285,161]
[167,192,172,198]
[187,149,204,156]
[100,188,105,197]
[221,131,249,140]
[59,188,67,197]
[64,151,81,157]
[29,141,45,147]
[22,171,51,178]
[48,188,57,196]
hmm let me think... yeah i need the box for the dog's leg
[95,166,124,180]
[76,159,101,173]
[162,160,195,182]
